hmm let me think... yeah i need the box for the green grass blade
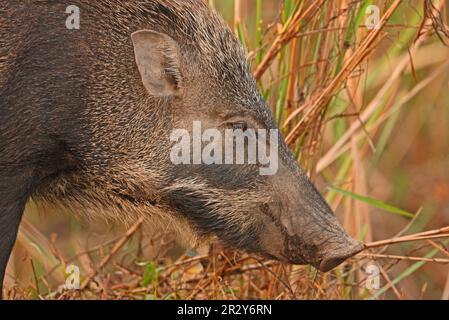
[329,186,415,218]
[370,241,448,299]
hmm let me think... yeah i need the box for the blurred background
[5,0,449,299]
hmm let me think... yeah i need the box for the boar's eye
[231,121,248,132]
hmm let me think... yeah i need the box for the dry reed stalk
[318,58,449,172]
[365,233,449,248]
[285,0,402,146]
[379,265,402,299]
[361,253,449,264]
[254,0,325,81]
[234,0,243,30]
[362,225,449,249]
[80,217,144,290]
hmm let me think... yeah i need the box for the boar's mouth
[163,187,264,251]
[259,203,364,272]
[318,242,365,272]
[281,233,364,272]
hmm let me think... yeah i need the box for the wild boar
[0,0,363,297]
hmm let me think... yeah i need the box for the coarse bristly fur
[0,0,364,296]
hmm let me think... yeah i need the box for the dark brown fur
[0,0,363,298]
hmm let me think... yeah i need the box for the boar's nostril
[319,242,364,272]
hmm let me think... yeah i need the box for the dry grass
[6,221,449,300]
[5,0,449,299]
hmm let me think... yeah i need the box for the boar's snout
[257,162,364,272]
[264,211,364,272]
[281,223,364,272]
[318,238,365,272]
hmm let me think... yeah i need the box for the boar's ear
[131,30,182,97]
